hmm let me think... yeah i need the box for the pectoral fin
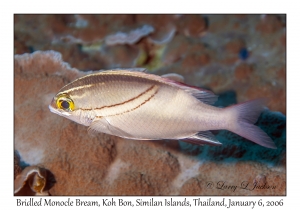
[88,118,134,138]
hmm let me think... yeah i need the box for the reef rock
[14,50,285,195]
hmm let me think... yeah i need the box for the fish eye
[56,94,75,111]
[61,100,70,109]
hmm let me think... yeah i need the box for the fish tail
[224,99,277,149]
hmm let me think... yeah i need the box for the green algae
[138,44,167,71]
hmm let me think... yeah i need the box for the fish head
[48,93,91,126]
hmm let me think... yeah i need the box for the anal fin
[181,131,222,146]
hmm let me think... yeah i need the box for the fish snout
[48,98,58,114]
[50,98,56,109]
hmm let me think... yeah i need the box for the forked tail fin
[225,99,277,149]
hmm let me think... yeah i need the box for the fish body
[49,69,276,149]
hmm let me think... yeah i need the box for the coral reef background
[14,14,286,195]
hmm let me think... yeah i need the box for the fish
[49,68,276,149]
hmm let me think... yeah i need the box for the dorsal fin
[180,85,218,105]
[163,79,218,105]
[107,68,148,72]
[161,73,185,83]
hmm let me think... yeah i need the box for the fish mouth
[49,104,59,114]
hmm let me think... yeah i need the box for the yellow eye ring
[56,94,75,111]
